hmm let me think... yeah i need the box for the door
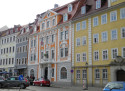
[116,70,125,81]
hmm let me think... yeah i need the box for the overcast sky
[0,0,73,28]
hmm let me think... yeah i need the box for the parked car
[0,76,5,81]
[103,81,125,91]
[33,78,50,87]
[0,76,30,89]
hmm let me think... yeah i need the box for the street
[0,86,103,91]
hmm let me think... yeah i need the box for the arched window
[68,4,72,12]
[30,69,34,77]
[60,67,67,79]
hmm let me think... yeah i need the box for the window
[41,37,44,46]
[23,46,25,52]
[93,17,98,27]
[76,38,80,46]
[60,67,67,79]
[76,70,80,79]
[76,22,80,31]
[52,34,54,43]
[95,69,100,79]
[9,47,11,53]
[111,29,117,40]
[34,40,36,47]
[9,58,11,64]
[52,19,56,26]
[4,39,6,43]
[120,8,125,19]
[46,36,49,44]
[25,58,27,64]
[41,51,44,59]
[112,48,118,59]
[23,37,25,41]
[4,48,5,54]
[1,49,3,54]
[121,27,125,38]
[51,50,54,59]
[6,48,8,53]
[7,38,9,43]
[6,59,8,65]
[20,38,22,43]
[101,14,107,24]
[47,21,50,28]
[46,51,49,59]
[82,21,86,30]
[60,32,64,40]
[60,48,63,57]
[52,69,54,77]
[22,58,24,64]
[31,54,33,61]
[111,0,117,2]
[31,40,33,47]
[102,31,108,42]
[122,47,125,58]
[94,51,99,61]
[93,34,99,43]
[82,70,87,79]
[82,36,86,45]
[42,23,45,30]
[13,46,15,52]
[20,47,21,53]
[110,11,117,22]
[13,36,15,41]
[96,0,101,9]
[81,6,86,14]
[12,58,14,64]
[102,69,107,79]
[34,54,36,61]
[76,53,80,62]
[68,4,72,12]
[65,31,68,39]
[102,50,108,60]
[63,13,68,22]
[82,52,86,62]
[65,48,68,57]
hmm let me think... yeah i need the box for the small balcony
[40,58,55,64]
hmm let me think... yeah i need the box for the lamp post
[84,62,88,90]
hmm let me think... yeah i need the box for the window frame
[111,29,117,40]
[120,8,125,19]
[93,33,99,43]
[76,53,80,62]
[101,14,107,25]
[110,11,117,22]
[76,38,81,46]
[102,31,108,42]
[111,48,118,59]
[94,50,99,61]
[121,27,125,38]
[102,49,108,60]
[93,16,99,27]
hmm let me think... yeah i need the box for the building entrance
[116,69,125,81]
[44,67,48,79]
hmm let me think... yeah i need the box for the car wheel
[20,84,25,89]
[40,83,43,87]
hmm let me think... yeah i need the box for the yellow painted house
[72,0,125,87]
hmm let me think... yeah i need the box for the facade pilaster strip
[72,24,74,67]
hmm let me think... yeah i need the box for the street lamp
[83,62,88,90]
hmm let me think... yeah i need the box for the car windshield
[105,82,123,89]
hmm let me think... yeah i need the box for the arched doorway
[44,67,48,79]
[116,69,125,81]
[30,69,34,77]
[60,67,67,79]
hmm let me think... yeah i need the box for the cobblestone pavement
[0,86,104,91]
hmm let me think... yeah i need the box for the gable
[43,10,57,20]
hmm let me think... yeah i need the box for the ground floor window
[60,67,67,79]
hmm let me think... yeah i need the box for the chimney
[54,4,59,9]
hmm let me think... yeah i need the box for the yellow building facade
[72,0,125,87]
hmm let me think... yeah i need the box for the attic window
[68,4,72,12]
[63,13,68,22]
[47,12,51,17]
[81,6,86,14]
[96,0,101,9]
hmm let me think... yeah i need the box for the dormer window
[96,0,101,9]
[63,13,68,22]
[81,6,86,14]
[47,12,51,17]
[52,18,56,26]
[68,4,72,12]
[47,21,50,28]
[34,26,37,32]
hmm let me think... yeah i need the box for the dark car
[0,76,29,89]
[103,81,125,91]
[33,78,50,87]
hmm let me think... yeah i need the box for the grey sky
[0,0,73,28]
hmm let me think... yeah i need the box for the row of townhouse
[0,0,125,87]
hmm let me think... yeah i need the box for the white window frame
[76,70,80,79]
[121,27,125,38]
[95,69,100,79]
[76,38,81,46]
[102,49,108,60]
[120,8,125,19]
[111,48,118,59]
[82,52,87,62]
[81,6,86,14]
[93,33,99,43]
[110,11,117,22]
[102,69,108,79]
[63,13,68,22]
[96,0,101,9]
[101,14,107,25]
[76,53,80,62]
[93,17,98,27]
[111,29,117,40]
[102,31,108,42]
[42,22,45,30]
[82,36,86,46]
[94,50,99,61]
[82,70,87,79]
[122,47,125,58]
[47,20,50,28]
[82,20,86,30]
[68,4,72,12]
[76,22,81,31]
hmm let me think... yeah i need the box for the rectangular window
[7,38,9,43]
[102,69,107,79]
[122,47,125,58]
[112,48,118,59]
[46,51,49,59]
[65,48,68,57]
[82,70,87,79]
[34,54,36,61]
[46,36,49,44]
[51,50,55,59]
[101,14,107,24]
[102,50,108,60]
[81,6,86,14]
[76,38,80,46]
[65,31,68,39]
[60,48,63,57]
[82,52,86,62]
[76,70,80,79]
[1,49,3,54]
[120,8,125,19]
[96,0,101,9]
[52,19,55,26]
[9,47,11,53]
[102,31,108,42]
[121,27,125,38]
[52,69,54,77]
[13,36,15,41]
[41,37,44,46]
[31,40,33,47]
[94,51,99,61]
[93,17,98,27]
[12,58,14,64]
[20,47,21,53]
[76,53,80,62]
[76,22,80,31]
[82,20,86,30]
[60,32,64,40]
[23,46,25,52]
[52,34,54,43]
[6,48,8,53]
[4,48,5,54]
[41,51,44,59]
[47,21,50,28]
[13,46,15,52]
[34,40,36,47]
[111,29,117,40]
[82,36,86,45]
[95,69,100,79]
[93,34,99,43]
[42,23,45,30]
[110,11,117,22]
